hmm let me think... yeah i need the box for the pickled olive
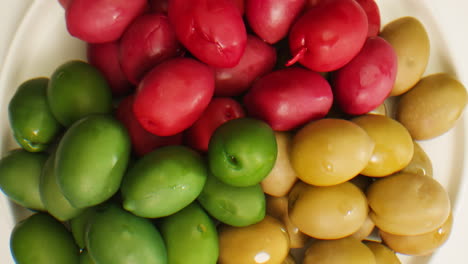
[266,195,308,248]
[10,213,80,264]
[197,172,266,227]
[121,145,207,218]
[86,204,167,264]
[290,118,375,186]
[8,78,62,152]
[289,182,368,239]
[380,16,430,96]
[351,214,376,241]
[367,173,451,236]
[40,152,84,221]
[396,73,467,140]
[303,237,376,264]
[364,242,401,264]
[261,132,298,197]
[160,203,219,264]
[380,214,453,256]
[47,60,112,127]
[401,141,433,177]
[0,149,47,211]
[70,206,100,249]
[55,115,131,208]
[352,115,414,177]
[218,215,289,264]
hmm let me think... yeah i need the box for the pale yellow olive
[290,118,374,186]
[352,115,413,177]
[351,214,375,241]
[289,181,368,239]
[261,132,298,197]
[396,73,467,140]
[380,16,430,96]
[380,213,453,256]
[218,215,289,264]
[266,195,308,248]
[367,172,451,236]
[364,242,401,264]
[401,141,433,177]
[303,237,376,264]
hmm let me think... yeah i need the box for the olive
[303,237,376,264]
[364,241,401,264]
[400,141,433,177]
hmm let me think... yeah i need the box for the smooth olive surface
[380,16,430,96]
[367,172,451,236]
[364,242,401,264]
[396,73,467,140]
[303,237,376,264]
[290,118,375,186]
[401,141,433,177]
[351,214,375,241]
[352,115,414,177]
[10,213,80,264]
[218,215,289,264]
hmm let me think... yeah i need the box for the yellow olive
[380,213,453,256]
[352,115,413,177]
[396,73,467,140]
[289,181,368,239]
[368,103,387,116]
[282,255,296,264]
[290,119,374,186]
[218,215,289,264]
[380,16,430,96]
[400,141,433,177]
[364,241,401,264]
[261,132,298,197]
[351,214,375,241]
[266,195,308,248]
[303,237,376,264]
[367,172,451,236]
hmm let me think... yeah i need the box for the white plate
[0,0,467,263]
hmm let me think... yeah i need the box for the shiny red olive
[355,0,381,37]
[120,13,183,84]
[133,58,215,136]
[244,67,333,131]
[168,0,247,68]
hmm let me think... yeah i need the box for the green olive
[396,73,467,140]
[79,251,96,264]
[400,141,433,177]
[218,215,289,264]
[303,237,376,264]
[364,242,401,264]
[289,181,368,239]
[380,213,453,256]
[352,115,413,177]
[380,17,430,96]
[367,172,451,236]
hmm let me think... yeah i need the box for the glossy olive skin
[380,214,453,256]
[79,251,95,264]
[261,132,298,197]
[10,213,80,264]
[290,118,375,186]
[364,242,401,264]
[380,16,430,96]
[289,181,368,239]
[8,78,62,152]
[0,149,47,211]
[40,152,83,221]
[160,202,219,264]
[218,215,289,264]
[367,172,451,236]
[86,204,167,264]
[122,145,207,218]
[56,114,131,208]
[351,215,375,241]
[47,60,112,126]
[198,172,265,227]
[70,206,100,249]
[303,237,376,264]
[396,73,467,140]
[401,141,433,177]
[352,115,414,177]
[208,118,277,187]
